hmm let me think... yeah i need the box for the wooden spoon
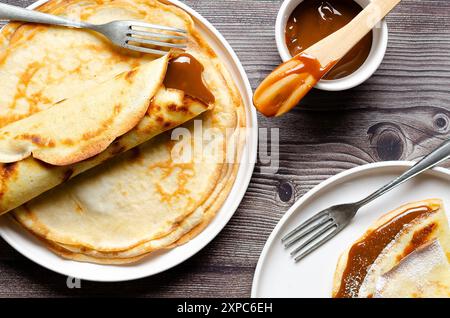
[254,0,401,117]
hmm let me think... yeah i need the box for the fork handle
[357,139,450,207]
[0,3,90,29]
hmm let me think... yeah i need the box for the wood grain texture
[1,0,450,297]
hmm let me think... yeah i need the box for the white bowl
[275,0,388,91]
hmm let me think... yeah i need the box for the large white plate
[252,161,450,298]
[0,0,257,282]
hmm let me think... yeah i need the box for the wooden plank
[0,0,449,297]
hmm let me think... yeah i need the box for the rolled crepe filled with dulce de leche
[0,51,212,215]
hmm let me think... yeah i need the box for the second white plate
[252,161,450,298]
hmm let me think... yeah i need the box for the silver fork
[0,2,186,55]
[282,139,450,262]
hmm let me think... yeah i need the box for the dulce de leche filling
[164,53,215,105]
[335,205,436,298]
[285,0,373,80]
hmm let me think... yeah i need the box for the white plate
[0,0,257,282]
[252,161,450,298]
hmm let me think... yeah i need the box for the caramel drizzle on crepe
[335,205,436,298]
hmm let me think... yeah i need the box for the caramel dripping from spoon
[254,0,401,117]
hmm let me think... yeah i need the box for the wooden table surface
[1,0,449,297]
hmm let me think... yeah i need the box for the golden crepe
[0,53,211,215]
[0,0,245,264]
[365,240,450,298]
[332,199,450,298]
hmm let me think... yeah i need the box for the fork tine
[283,217,332,248]
[281,210,328,243]
[129,21,187,34]
[123,43,169,56]
[293,224,339,262]
[128,29,186,40]
[290,222,336,255]
[126,36,186,49]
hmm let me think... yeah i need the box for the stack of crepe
[333,199,450,298]
[0,0,245,264]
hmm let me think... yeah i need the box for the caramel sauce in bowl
[275,0,388,91]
